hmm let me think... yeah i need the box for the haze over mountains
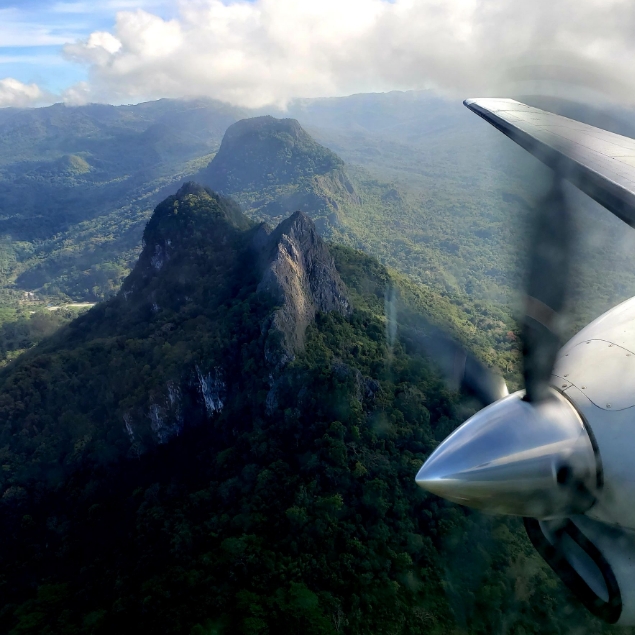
[1,89,635,334]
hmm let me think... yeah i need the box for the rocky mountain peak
[120,182,252,299]
[122,183,350,375]
[142,181,251,242]
[256,210,351,367]
[174,180,208,198]
[202,115,344,195]
[199,116,358,230]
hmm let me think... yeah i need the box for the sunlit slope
[288,91,635,330]
[0,98,244,302]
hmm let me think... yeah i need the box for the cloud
[60,0,635,107]
[61,80,92,105]
[0,78,48,107]
[0,7,85,47]
[65,31,123,66]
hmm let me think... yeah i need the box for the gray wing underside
[465,98,635,228]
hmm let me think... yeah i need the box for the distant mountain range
[1,90,634,337]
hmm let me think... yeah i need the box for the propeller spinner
[419,96,635,626]
[415,172,602,515]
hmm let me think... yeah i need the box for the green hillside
[200,115,360,232]
[0,185,608,634]
[0,98,244,305]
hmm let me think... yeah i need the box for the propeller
[409,173,572,408]
[522,174,573,402]
[401,323,509,408]
[413,167,595,520]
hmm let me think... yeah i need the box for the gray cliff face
[256,211,351,367]
[119,191,350,448]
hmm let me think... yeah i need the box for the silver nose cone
[416,389,598,518]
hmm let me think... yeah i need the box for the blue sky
[0,1,175,94]
[0,0,630,109]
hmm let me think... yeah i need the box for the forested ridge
[0,186,614,634]
[0,98,243,305]
[1,94,634,364]
[1,92,635,634]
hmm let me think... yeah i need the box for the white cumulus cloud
[0,78,48,108]
[60,0,635,107]
[65,31,123,66]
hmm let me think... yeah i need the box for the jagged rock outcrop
[115,183,351,443]
[255,211,351,368]
[0,179,354,462]
[200,116,359,229]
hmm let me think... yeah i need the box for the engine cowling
[525,514,635,625]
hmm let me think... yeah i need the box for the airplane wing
[465,98,635,228]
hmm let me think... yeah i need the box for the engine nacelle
[416,294,635,625]
[526,515,635,625]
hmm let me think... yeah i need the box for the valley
[0,90,633,633]
[0,184,611,634]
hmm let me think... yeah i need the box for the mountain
[2,90,635,334]
[0,182,352,476]
[2,89,635,437]
[0,106,364,310]
[0,184,604,635]
[0,95,524,402]
[200,116,360,231]
[0,98,244,304]
[0,96,536,400]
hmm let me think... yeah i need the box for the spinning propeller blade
[407,174,573,412]
[414,99,599,520]
[403,324,508,408]
[523,176,573,402]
